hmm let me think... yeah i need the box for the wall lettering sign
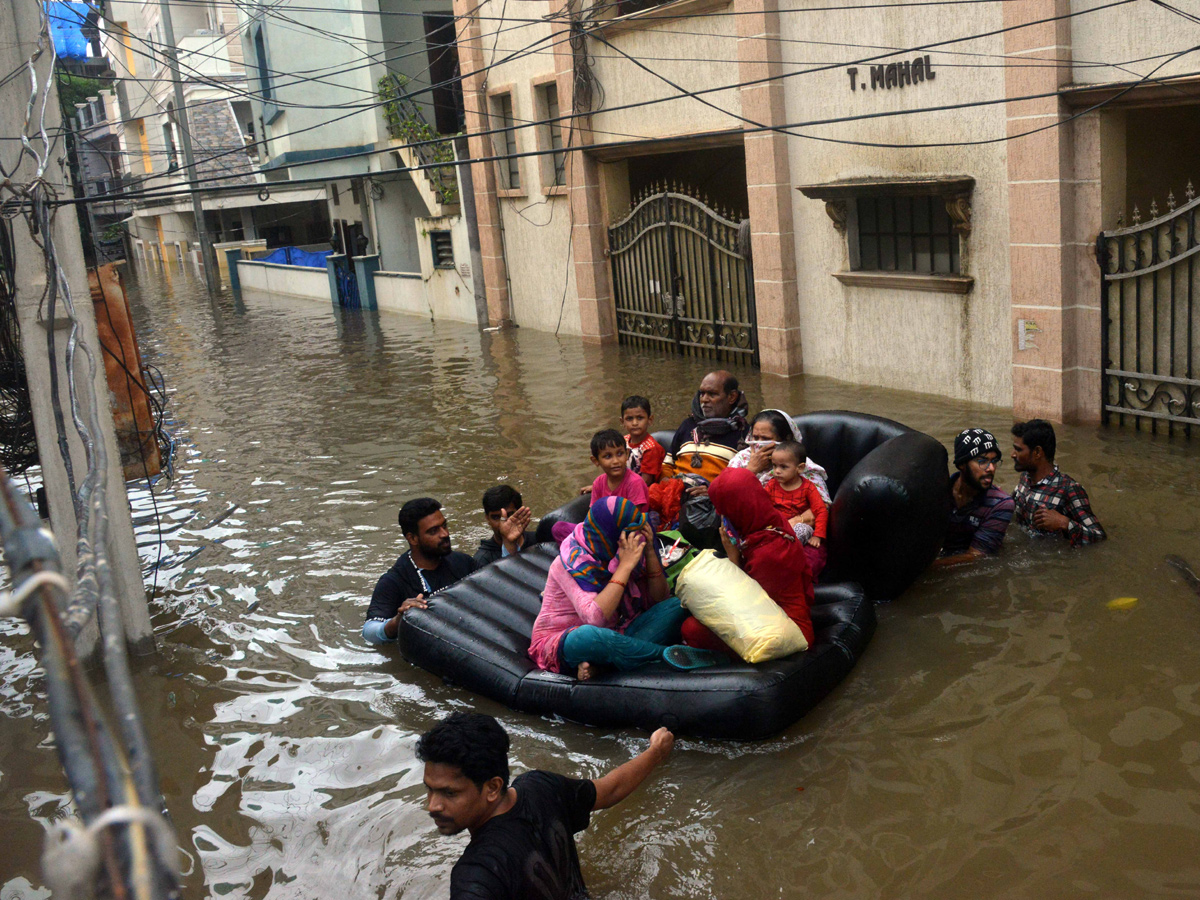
[847,56,936,92]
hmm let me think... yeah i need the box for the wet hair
[416,712,510,790]
[398,497,442,537]
[591,428,626,458]
[481,484,522,515]
[1011,419,1056,462]
[772,440,807,465]
[621,395,652,416]
[750,410,792,443]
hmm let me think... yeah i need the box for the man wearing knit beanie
[932,428,1015,568]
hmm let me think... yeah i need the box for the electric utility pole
[158,0,218,293]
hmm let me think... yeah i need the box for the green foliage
[56,72,106,116]
[377,75,459,205]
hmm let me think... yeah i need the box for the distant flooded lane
[1,263,1199,898]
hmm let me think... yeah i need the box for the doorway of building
[1098,103,1200,435]
[607,145,756,364]
[609,186,757,364]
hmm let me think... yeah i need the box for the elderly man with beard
[932,428,1015,568]
[363,497,478,644]
[660,370,749,499]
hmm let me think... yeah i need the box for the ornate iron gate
[608,187,757,364]
[1098,188,1200,434]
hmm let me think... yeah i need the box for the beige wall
[412,214,481,324]
[1070,0,1197,84]
[780,5,1013,406]
[500,197,581,333]
[589,15,743,143]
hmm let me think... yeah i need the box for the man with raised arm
[418,711,675,900]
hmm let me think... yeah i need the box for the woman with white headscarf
[727,409,831,541]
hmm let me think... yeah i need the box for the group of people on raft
[364,369,1107,679]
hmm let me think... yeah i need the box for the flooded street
[2,263,1200,898]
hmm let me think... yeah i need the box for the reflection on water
[2,263,1200,898]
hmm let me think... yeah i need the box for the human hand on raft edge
[385,594,427,639]
[806,536,822,548]
[579,485,593,496]
[686,483,709,498]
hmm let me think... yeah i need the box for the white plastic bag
[675,549,809,663]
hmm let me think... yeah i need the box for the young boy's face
[771,449,803,485]
[593,444,629,480]
[621,407,652,440]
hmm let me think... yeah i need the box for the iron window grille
[537,82,566,187]
[491,93,520,190]
[856,195,960,275]
[431,231,454,269]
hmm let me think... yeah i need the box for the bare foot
[576,662,594,682]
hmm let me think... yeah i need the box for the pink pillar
[737,0,802,375]
[454,0,510,326]
[1004,0,1097,421]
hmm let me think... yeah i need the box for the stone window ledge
[593,0,733,36]
[833,271,974,294]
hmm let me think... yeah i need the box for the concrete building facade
[453,0,1200,422]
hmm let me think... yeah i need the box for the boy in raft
[621,395,665,487]
[764,440,829,579]
[579,429,649,513]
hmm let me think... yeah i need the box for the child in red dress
[764,441,828,579]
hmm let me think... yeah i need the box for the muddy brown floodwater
[2,262,1200,899]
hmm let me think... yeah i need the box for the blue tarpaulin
[258,247,333,268]
[47,2,90,61]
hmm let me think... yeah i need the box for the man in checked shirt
[1010,419,1107,546]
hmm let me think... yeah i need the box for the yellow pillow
[675,549,809,663]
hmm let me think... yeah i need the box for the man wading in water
[363,498,478,644]
[418,712,675,900]
[933,428,1015,568]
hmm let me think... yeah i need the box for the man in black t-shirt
[417,712,675,900]
[362,497,477,645]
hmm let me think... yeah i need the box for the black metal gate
[608,188,757,364]
[1098,190,1200,434]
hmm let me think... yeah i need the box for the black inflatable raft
[398,411,949,740]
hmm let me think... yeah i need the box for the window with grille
[537,82,566,188]
[855,195,960,274]
[491,93,520,191]
[431,231,454,269]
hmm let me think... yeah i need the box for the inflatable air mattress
[399,543,876,740]
[397,410,948,739]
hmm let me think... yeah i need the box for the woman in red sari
[680,467,815,655]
